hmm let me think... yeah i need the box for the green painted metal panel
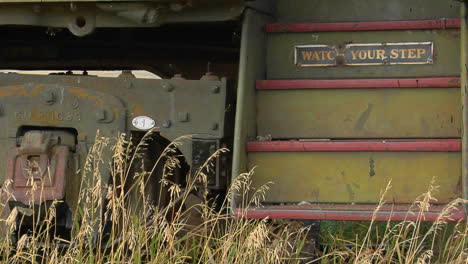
[257,88,461,139]
[267,30,460,79]
[460,3,468,210]
[249,152,461,203]
[276,0,459,23]
[241,0,465,210]
[232,9,273,209]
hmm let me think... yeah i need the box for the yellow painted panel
[257,88,461,139]
[248,152,461,203]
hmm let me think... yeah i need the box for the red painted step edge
[235,206,466,222]
[246,140,461,152]
[266,18,461,33]
[256,77,460,90]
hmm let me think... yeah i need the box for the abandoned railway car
[0,0,465,234]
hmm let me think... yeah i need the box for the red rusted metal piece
[266,18,461,33]
[235,205,466,222]
[246,140,461,152]
[256,77,460,90]
[5,132,69,205]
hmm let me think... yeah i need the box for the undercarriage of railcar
[0,1,466,244]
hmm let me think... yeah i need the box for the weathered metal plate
[346,42,432,65]
[0,73,228,141]
[276,0,460,23]
[268,30,459,79]
[6,146,69,204]
[295,42,433,67]
[257,88,461,139]
[295,45,337,66]
[248,152,461,203]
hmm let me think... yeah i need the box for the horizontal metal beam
[246,140,462,152]
[256,77,460,90]
[235,205,466,222]
[266,18,461,33]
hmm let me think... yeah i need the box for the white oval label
[132,116,155,130]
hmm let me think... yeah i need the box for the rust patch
[132,105,145,116]
[5,131,69,204]
[67,88,106,107]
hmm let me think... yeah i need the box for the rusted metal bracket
[5,131,70,205]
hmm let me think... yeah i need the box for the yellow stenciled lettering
[399,49,407,59]
[311,51,320,60]
[367,50,376,59]
[318,51,325,60]
[408,49,417,59]
[390,49,399,59]
[350,50,359,60]
[358,50,366,60]
[417,48,426,58]
[376,49,386,60]
[301,51,313,61]
[326,50,336,60]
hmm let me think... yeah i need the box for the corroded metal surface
[0,73,228,142]
[236,205,466,222]
[238,0,465,221]
[257,88,461,139]
[248,151,461,203]
[0,1,244,36]
[5,131,70,204]
[0,73,231,210]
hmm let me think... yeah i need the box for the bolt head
[71,97,80,109]
[211,85,220,94]
[96,109,106,121]
[124,80,133,89]
[42,90,56,105]
[161,81,174,92]
[177,112,189,122]
[162,120,171,128]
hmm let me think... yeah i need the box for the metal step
[236,204,466,222]
[246,140,461,204]
[256,77,461,139]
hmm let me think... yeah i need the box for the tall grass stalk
[0,132,465,263]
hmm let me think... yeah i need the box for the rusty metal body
[0,0,464,228]
[232,0,466,222]
[0,73,233,229]
[6,131,74,205]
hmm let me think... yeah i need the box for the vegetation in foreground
[0,131,465,263]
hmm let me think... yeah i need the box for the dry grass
[0,131,466,263]
[318,181,467,264]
